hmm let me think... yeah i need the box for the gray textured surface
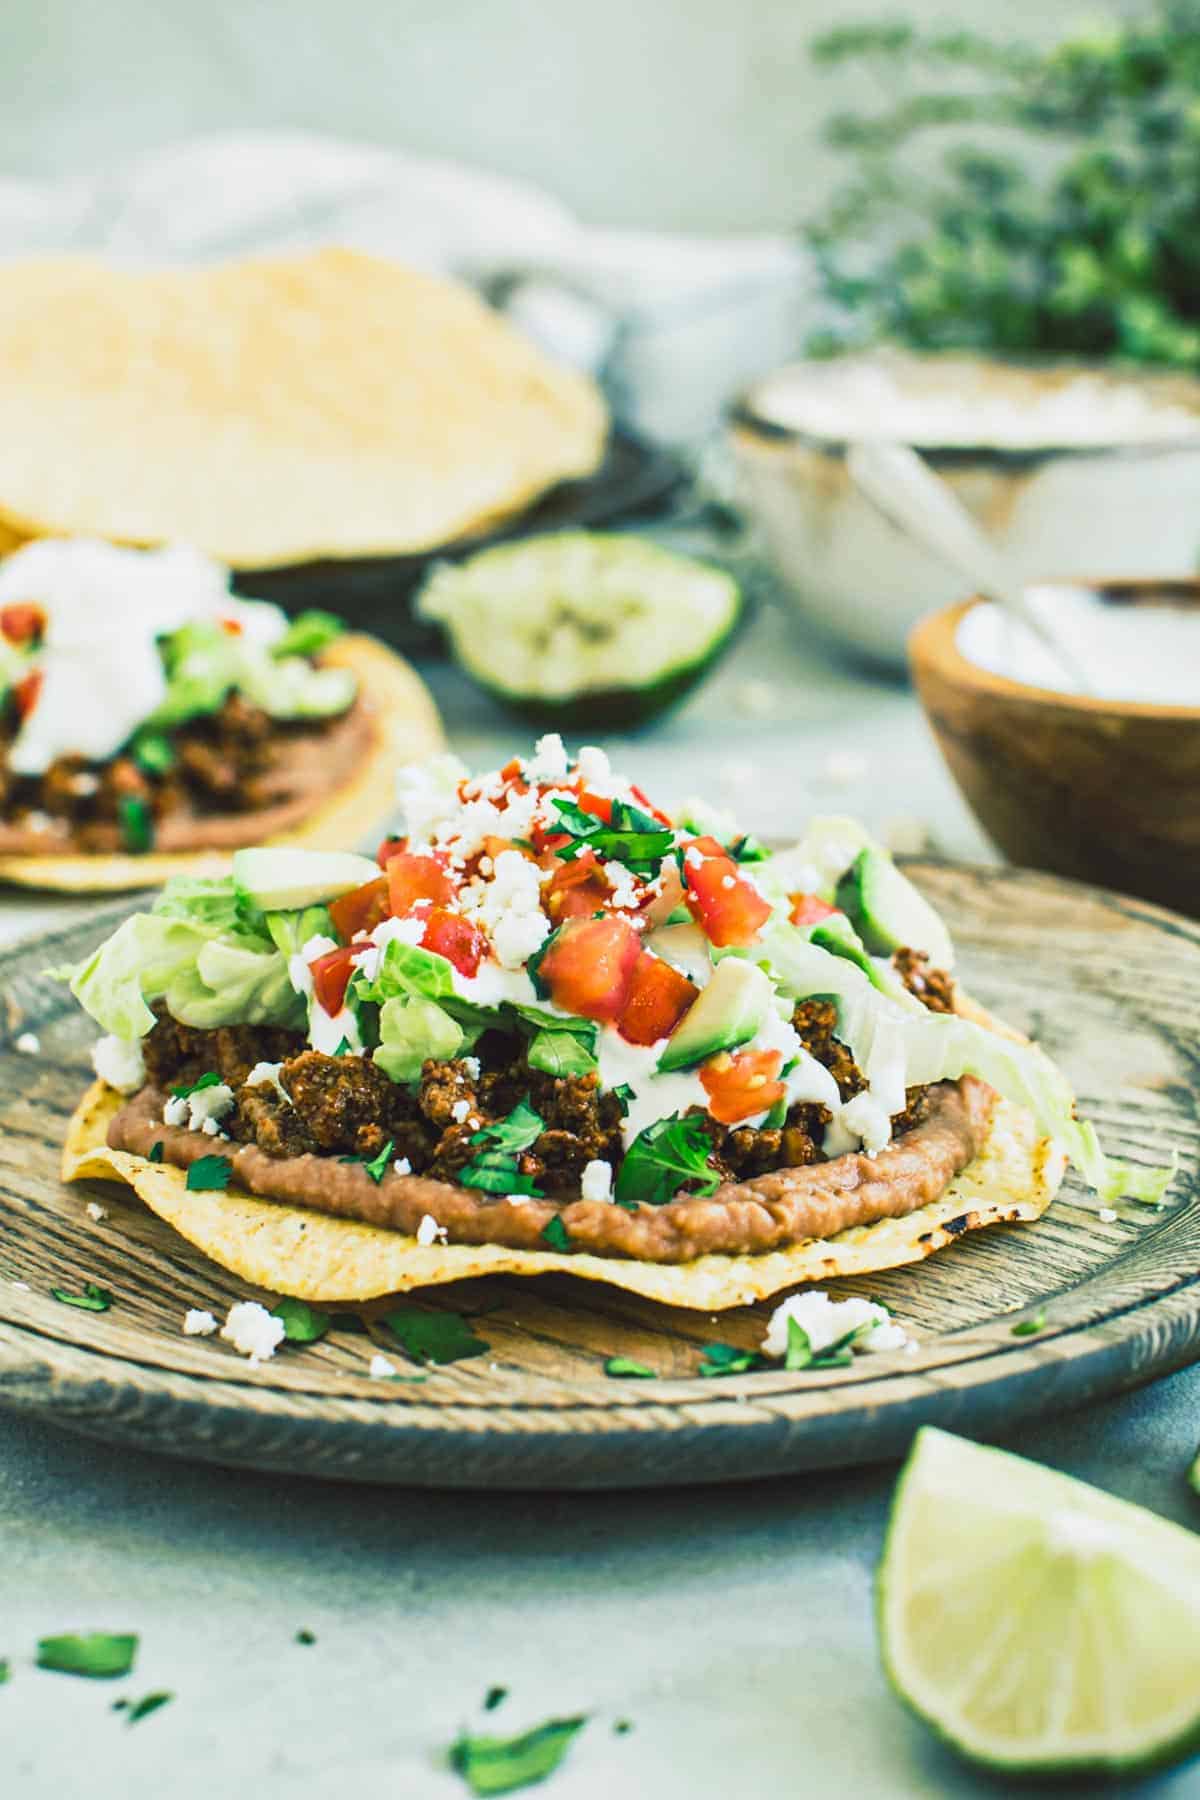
[3,587,1200,1796]
[0,0,1064,230]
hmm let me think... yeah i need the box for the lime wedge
[879,1427,1200,1777]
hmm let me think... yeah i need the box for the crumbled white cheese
[220,1300,286,1365]
[762,1290,915,1359]
[183,1308,218,1337]
[836,1090,893,1155]
[1098,1206,1118,1223]
[396,751,469,842]
[450,1098,471,1124]
[463,848,551,970]
[462,1056,481,1080]
[162,1095,189,1127]
[580,1159,614,1202]
[416,1212,448,1246]
[85,1200,108,1223]
[91,1033,146,1094]
[245,1061,288,1102]
[505,1195,529,1207]
[393,1156,413,1177]
[14,1031,40,1056]
[576,744,611,786]
[604,860,641,910]
[526,732,569,781]
[287,932,337,1000]
[184,1082,235,1136]
[369,1352,398,1378]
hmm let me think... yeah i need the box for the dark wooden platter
[0,862,1196,1489]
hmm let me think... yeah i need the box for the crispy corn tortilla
[0,634,442,893]
[0,249,607,568]
[64,1081,1065,1310]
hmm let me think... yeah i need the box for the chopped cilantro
[170,1070,222,1099]
[1011,1310,1048,1337]
[604,1356,656,1379]
[51,1281,112,1313]
[785,1316,813,1371]
[363,1139,395,1183]
[727,833,769,863]
[295,1629,317,1647]
[461,1155,543,1198]
[272,609,344,659]
[383,1307,489,1365]
[272,1298,332,1344]
[186,1155,233,1192]
[0,1658,9,1686]
[783,1315,869,1371]
[116,795,155,855]
[541,1216,572,1254]
[450,1716,587,1796]
[484,1685,508,1712]
[148,1140,164,1163]
[697,1341,762,1377]
[131,731,175,776]
[37,1633,137,1679]
[526,1030,597,1079]
[551,796,674,875]
[124,1691,173,1726]
[613,1718,633,1735]
[470,1101,544,1155]
[611,1083,635,1115]
[332,1036,353,1058]
[613,1114,720,1209]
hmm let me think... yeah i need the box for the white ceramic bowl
[729,351,1200,669]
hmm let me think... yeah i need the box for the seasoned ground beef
[138,993,938,1195]
[893,946,956,1014]
[2,681,352,848]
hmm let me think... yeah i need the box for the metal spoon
[846,438,1096,694]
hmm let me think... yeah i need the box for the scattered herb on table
[361,1139,395,1184]
[613,1114,721,1210]
[450,1716,588,1797]
[186,1155,233,1192]
[117,795,155,855]
[613,1718,633,1735]
[148,1141,164,1163]
[272,1299,332,1345]
[37,1633,137,1679]
[0,1658,9,1686]
[51,1281,113,1313]
[295,1629,317,1646]
[604,1357,657,1380]
[784,1315,874,1370]
[123,1691,173,1726]
[484,1685,508,1713]
[383,1307,489,1366]
[1011,1310,1048,1337]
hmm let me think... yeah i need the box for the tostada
[0,537,440,890]
[60,737,1146,1309]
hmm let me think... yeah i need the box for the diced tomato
[630,783,673,826]
[387,851,454,916]
[576,789,614,824]
[682,842,773,948]
[700,1048,786,1126]
[789,892,838,928]
[0,603,45,646]
[536,914,641,1023]
[544,848,612,923]
[329,875,392,942]
[499,757,523,782]
[308,944,358,1016]
[12,669,42,722]
[376,834,408,869]
[421,908,487,978]
[617,951,698,1046]
[219,616,244,636]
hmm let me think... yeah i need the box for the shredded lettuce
[265,905,336,960]
[271,610,344,660]
[752,921,1160,1201]
[148,619,354,731]
[165,938,303,1031]
[374,994,467,1084]
[527,1029,598,1077]
[354,939,457,1005]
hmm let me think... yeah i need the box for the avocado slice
[656,957,772,1073]
[835,847,955,970]
[232,846,381,913]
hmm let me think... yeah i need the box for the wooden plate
[0,863,1196,1489]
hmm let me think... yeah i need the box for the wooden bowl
[909,584,1200,916]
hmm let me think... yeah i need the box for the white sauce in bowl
[956,589,1200,706]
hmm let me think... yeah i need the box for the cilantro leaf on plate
[51,1281,113,1313]
[123,1690,173,1726]
[37,1633,137,1679]
[541,1216,572,1254]
[169,1070,222,1099]
[383,1307,489,1365]
[470,1101,544,1156]
[604,1357,656,1379]
[613,1114,721,1210]
[450,1715,587,1796]
[271,1298,332,1345]
[697,1342,762,1377]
